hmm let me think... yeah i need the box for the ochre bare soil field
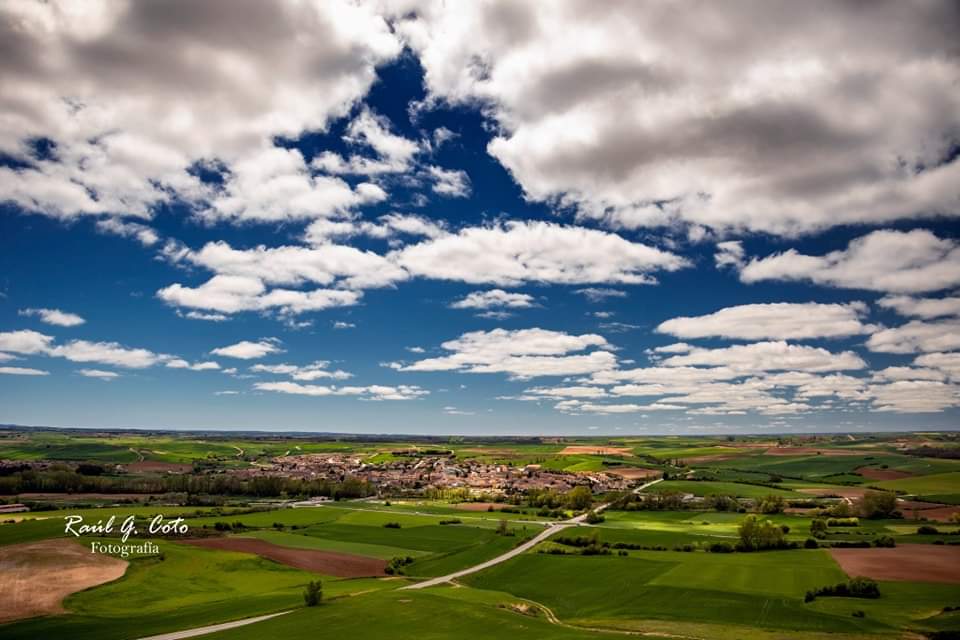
[559,445,633,456]
[180,537,386,577]
[0,539,128,623]
[830,545,960,584]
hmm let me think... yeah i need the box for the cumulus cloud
[877,295,960,319]
[313,108,421,176]
[869,380,960,413]
[394,221,686,286]
[18,308,85,327]
[78,368,119,380]
[166,359,221,371]
[656,302,873,341]
[398,328,615,379]
[660,341,866,373]
[210,339,282,360]
[0,0,401,220]
[0,329,169,368]
[574,288,627,302]
[250,360,352,381]
[915,353,960,381]
[95,219,159,246]
[254,381,428,401]
[738,230,960,293]
[0,366,49,376]
[394,1,960,235]
[866,320,960,354]
[304,213,447,245]
[427,165,471,197]
[451,289,536,310]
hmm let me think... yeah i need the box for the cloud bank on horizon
[0,0,958,434]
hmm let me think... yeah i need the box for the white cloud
[250,360,351,381]
[427,165,471,197]
[78,369,119,380]
[394,2,960,236]
[574,288,627,302]
[739,230,960,293]
[254,381,427,401]
[877,295,960,319]
[866,320,960,354]
[0,330,56,354]
[915,352,960,381]
[181,311,229,322]
[211,339,282,360]
[166,359,221,371]
[656,302,873,341]
[399,327,615,379]
[0,1,401,221]
[0,329,170,369]
[49,340,168,368]
[305,213,447,245]
[395,221,686,286]
[0,366,48,376]
[95,219,159,246]
[869,380,960,413]
[158,274,363,316]
[451,289,536,310]
[313,108,421,176]
[333,321,355,330]
[18,308,85,327]
[714,241,745,269]
[660,341,866,373]
[872,366,945,382]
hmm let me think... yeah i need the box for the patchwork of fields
[1,430,959,639]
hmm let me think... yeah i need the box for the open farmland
[2,429,960,639]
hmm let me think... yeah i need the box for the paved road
[402,477,663,590]
[135,611,291,640]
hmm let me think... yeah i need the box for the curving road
[402,477,662,590]
[135,611,291,640]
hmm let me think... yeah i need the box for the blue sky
[1,2,959,435]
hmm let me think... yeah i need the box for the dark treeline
[0,468,375,499]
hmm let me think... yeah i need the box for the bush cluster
[805,577,880,602]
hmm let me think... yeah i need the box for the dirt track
[0,539,128,623]
[180,537,386,577]
[830,545,960,584]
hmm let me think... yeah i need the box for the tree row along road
[401,477,663,590]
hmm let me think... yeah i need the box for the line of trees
[0,467,375,499]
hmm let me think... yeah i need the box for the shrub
[873,535,896,548]
[757,494,786,514]
[810,518,828,539]
[303,580,323,606]
[384,556,414,575]
[804,537,819,549]
[709,542,735,553]
[383,522,401,529]
[737,515,791,551]
[860,490,898,519]
[918,525,940,535]
[805,577,880,602]
[584,511,605,524]
[828,517,860,527]
[439,518,462,525]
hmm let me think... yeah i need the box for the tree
[303,580,322,607]
[496,519,510,535]
[738,514,787,551]
[757,494,786,514]
[565,486,593,511]
[860,490,897,519]
[810,518,828,539]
